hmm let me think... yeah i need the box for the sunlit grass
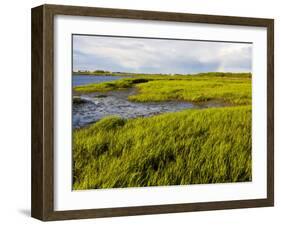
[74,73,251,105]
[73,72,252,190]
[129,78,251,105]
[73,106,252,190]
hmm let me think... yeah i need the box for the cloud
[73,35,252,74]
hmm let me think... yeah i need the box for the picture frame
[31,4,274,221]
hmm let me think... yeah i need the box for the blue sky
[73,35,252,74]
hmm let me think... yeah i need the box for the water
[73,75,124,87]
[73,75,225,128]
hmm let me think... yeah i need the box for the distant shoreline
[73,71,135,76]
[73,71,252,78]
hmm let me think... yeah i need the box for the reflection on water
[72,75,226,128]
[73,75,124,87]
[73,88,224,128]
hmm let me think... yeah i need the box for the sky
[73,35,252,74]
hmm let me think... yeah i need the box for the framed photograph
[31,4,274,221]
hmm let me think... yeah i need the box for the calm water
[73,75,124,87]
[73,75,225,128]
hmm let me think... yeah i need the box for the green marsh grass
[73,106,252,190]
[73,72,252,189]
[129,77,251,105]
[74,73,251,105]
[74,78,150,93]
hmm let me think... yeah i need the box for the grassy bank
[74,78,151,93]
[74,72,251,105]
[73,106,252,190]
[129,77,251,105]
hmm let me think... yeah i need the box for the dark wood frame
[31,4,274,221]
